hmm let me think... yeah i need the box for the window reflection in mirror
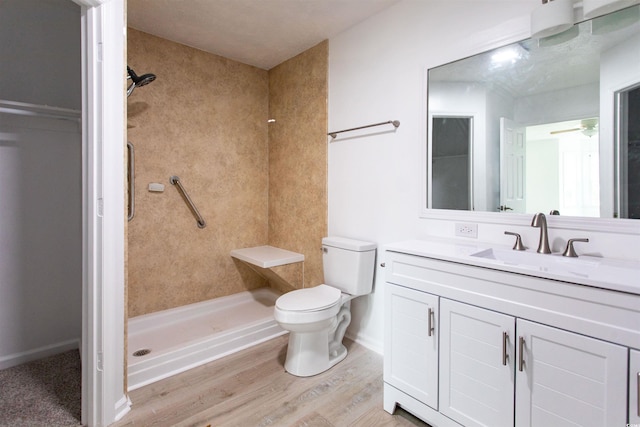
[427,5,640,219]
[523,118,600,217]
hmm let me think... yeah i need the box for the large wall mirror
[427,5,640,220]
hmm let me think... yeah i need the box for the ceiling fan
[550,118,599,137]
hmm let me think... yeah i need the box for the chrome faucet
[531,213,552,254]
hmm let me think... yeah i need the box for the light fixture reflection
[531,0,575,39]
[491,45,527,65]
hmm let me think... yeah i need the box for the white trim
[345,331,382,356]
[0,339,80,371]
[420,209,640,235]
[77,0,128,425]
[113,396,132,423]
[428,112,477,211]
[71,0,108,7]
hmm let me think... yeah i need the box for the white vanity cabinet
[384,283,439,410]
[631,350,640,425]
[439,299,515,427]
[515,319,626,427]
[383,247,640,427]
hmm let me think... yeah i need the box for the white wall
[328,0,640,353]
[0,0,82,368]
[514,83,599,126]
[526,138,560,213]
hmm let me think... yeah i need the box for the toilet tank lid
[322,236,376,252]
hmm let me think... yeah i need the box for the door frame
[614,83,640,219]
[73,0,128,425]
[427,112,476,210]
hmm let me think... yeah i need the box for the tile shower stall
[125,29,328,387]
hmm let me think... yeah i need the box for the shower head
[127,66,156,97]
[128,66,156,86]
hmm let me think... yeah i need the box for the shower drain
[132,348,151,357]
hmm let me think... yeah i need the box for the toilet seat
[276,284,341,312]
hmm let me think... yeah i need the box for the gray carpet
[0,350,82,427]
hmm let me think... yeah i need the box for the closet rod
[328,120,400,139]
[0,99,80,121]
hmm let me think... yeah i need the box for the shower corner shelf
[230,245,304,268]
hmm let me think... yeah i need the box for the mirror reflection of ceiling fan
[550,118,599,137]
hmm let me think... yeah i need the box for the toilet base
[284,331,348,377]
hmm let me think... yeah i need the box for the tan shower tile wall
[268,41,328,289]
[127,29,269,317]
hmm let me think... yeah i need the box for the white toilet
[274,236,376,377]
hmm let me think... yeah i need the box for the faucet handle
[504,231,526,251]
[562,238,589,258]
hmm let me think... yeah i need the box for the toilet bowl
[274,237,376,377]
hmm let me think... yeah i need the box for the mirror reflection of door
[432,117,472,210]
[617,85,640,219]
[522,117,600,217]
[499,118,526,213]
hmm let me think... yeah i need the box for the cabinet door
[439,299,515,427]
[631,349,640,425]
[515,319,627,427]
[384,283,439,409]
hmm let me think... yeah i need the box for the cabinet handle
[518,336,525,372]
[428,308,434,337]
[637,372,640,417]
[502,332,509,366]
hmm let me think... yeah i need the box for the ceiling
[127,0,402,70]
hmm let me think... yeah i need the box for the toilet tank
[322,236,377,296]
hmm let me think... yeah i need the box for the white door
[630,349,640,425]
[439,299,515,427]
[384,283,439,409]
[500,117,526,213]
[515,319,627,427]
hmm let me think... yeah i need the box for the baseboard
[0,339,80,370]
[113,395,132,422]
[345,331,383,355]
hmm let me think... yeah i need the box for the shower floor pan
[127,287,285,391]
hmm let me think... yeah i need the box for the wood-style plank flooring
[113,335,429,427]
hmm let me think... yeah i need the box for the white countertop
[385,238,640,295]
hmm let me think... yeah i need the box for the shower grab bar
[328,120,400,139]
[127,142,135,221]
[170,176,206,229]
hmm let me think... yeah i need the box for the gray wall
[0,0,82,367]
[0,0,81,109]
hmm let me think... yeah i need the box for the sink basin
[470,247,638,290]
[472,247,597,272]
